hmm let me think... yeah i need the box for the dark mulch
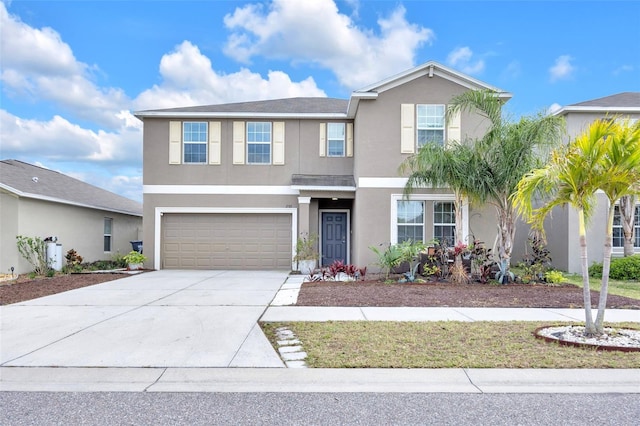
[296,280,640,309]
[0,273,128,305]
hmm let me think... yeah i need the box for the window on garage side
[327,123,346,157]
[247,122,272,164]
[613,204,640,248]
[104,217,113,252]
[397,200,424,243]
[416,104,445,147]
[183,122,208,163]
[433,201,455,244]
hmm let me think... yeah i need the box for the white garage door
[162,213,292,270]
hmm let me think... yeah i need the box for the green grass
[261,321,640,369]
[563,274,640,300]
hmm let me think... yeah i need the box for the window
[327,123,345,157]
[613,204,640,248]
[247,122,272,164]
[183,122,208,163]
[417,104,445,147]
[104,218,113,252]
[433,202,455,244]
[397,201,424,243]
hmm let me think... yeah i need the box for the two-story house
[515,92,639,274]
[135,61,511,271]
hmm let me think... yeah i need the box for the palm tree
[399,140,477,246]
[619,195,638,256]
[513,120,613,336]
[594,119,640,332]
[447,90,565,277]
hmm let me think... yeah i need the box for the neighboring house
[513,92,640,274]
[0,160,143,274]
[135,61,512,271]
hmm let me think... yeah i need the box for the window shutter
[346,122,354,157]
[273,121,285,165]
[319,123,327,157]
[169,121,182,164]
[233,121,245,165]
[209,121,221,165]
[447,109,461,144]
[400,104,415,154]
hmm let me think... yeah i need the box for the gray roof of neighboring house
[0,160,142,216]
[568,92,640,108]
[135,97,349,118]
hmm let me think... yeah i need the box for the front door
[321,212,348,266]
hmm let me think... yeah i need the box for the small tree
[16,235,49,275]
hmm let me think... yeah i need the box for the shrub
[590,255,640,280]
[16,235,49,276]
[544,270,565,284]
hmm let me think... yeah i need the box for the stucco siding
[2,197,141,274]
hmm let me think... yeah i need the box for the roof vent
[32,177,39,183]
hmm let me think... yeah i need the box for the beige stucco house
[0,160,143,274]
[513,92,640,273]
[135,61,512,271]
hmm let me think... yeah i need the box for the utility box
[47,242,63,271]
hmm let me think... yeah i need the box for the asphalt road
[1,392,638,425]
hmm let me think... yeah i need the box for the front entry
[321,211,348,266]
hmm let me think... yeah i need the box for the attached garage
[161,213,293,270]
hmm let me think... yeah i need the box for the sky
[1,0,639,203]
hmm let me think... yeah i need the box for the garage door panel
[162,213,292,270]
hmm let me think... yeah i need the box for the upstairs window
[104,217,113,252]
[327,123,345,157]
[183,122,208,163]
[417,104,445,147]
[247,122,272,164]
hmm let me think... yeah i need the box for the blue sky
[2,0,639,202]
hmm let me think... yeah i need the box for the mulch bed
[0,273,127,305]
[296,280,640,309]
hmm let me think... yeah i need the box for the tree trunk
[495,200,516,273]
[454,190,464,246]
[620,195,636,257]
[595,204,615,334]
[578,209,596,335]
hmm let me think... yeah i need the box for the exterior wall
[2,196,141,274]
[562,111,640,143]
[1,191,20,274]
[143,118,354,187]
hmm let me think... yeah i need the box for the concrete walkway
[1,271,639,393]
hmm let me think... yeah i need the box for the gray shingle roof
[0,160,142,216]
[569,92,640,108]
[136,97,348,115]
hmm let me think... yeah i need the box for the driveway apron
[0,270,288,368]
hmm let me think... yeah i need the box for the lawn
[562,274,640,300]
[261,321,640,368]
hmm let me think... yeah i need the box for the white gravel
[537,325,640,349]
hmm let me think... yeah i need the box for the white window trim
[154,207,298,270]
[327,123,346,157]
[104,217,113,253]
[246,121,272,164]
[183,121,208,164]
[390,194,468,244]
[416,104,445,148]
[395,200,425,243]
[612,201,640,254]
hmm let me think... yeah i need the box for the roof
[553,92,640,116]
[291,174,356,190]
[135,61,511,120]
[135,97,349,119]
[0,160,142,216]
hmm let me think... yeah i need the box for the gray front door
[321,212,347,266]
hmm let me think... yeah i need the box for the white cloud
[222,0,434,89]
[547,103,562,115]
[612,65,634,76]
[134,41,326,110]
[549,55,575,82]
[446,47,485,75]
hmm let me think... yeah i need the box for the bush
[16,235,49,276]
[590,255,640,280]
[544,270,565,284]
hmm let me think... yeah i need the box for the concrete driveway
[1,270,289,368]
